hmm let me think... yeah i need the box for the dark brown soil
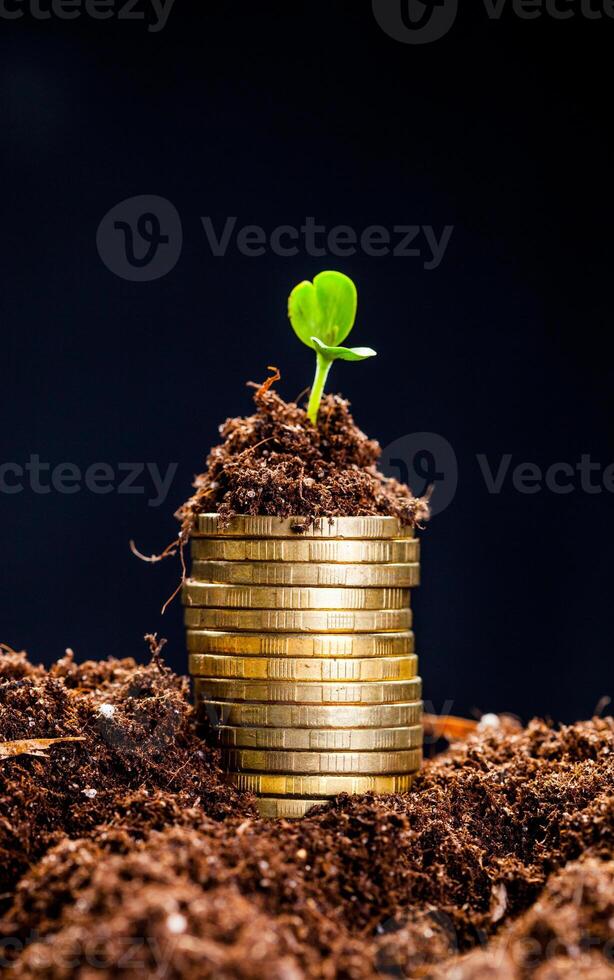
[176,386,429,538]
[1,646,612,978]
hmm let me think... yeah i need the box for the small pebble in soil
[97,703,116,718]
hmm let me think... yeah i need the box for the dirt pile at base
[0,648,612,978]
[432,856,614,979]
[177,388,429,534]
[0,642,256,903]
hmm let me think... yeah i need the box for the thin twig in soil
[0,642,21,655]
[130,538,179,563]
[161,543,187,615]
[294,386,311,406]
[423,714,478,741]
[256,365,281,396]
[0,737,86,759]
[236,437,275,459]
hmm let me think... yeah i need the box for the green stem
[307,352,333,425]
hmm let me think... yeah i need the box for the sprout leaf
[288,271,375,424]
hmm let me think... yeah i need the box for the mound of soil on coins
[0,644,612,978]
[176,386,429,537]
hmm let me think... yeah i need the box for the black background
[2,1,613,722]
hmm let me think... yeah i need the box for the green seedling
[288,271,376,425]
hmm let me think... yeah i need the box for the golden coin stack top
[184,514,423,819]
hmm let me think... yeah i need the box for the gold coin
[189,654,418,682]
[186,630,415,659]
[197,699,423,728]
[184,607,412,633]
[255,797,329,819]
[191,537,420,564]
[184,581,410,611]
[216,724,424,751]
[224,748,423,775]
[194,676,422,705]
[226,747,422,775]
[226,772,416,796]
[191,560,421,589]
[194,514,414,540]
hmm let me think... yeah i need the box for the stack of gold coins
[184,514,422,818]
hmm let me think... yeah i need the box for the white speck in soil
[166,913,187,934]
